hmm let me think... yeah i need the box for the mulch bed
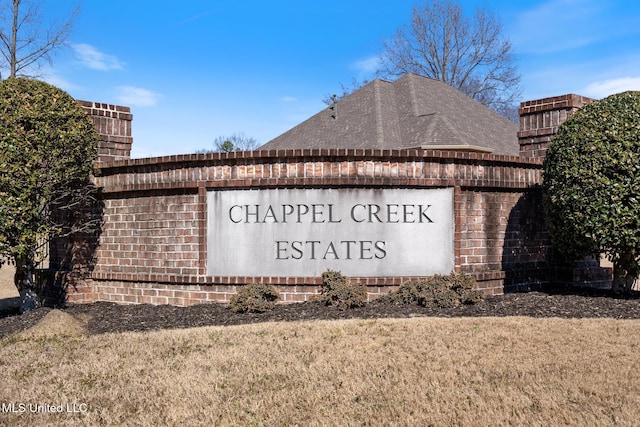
[2,287,640,339]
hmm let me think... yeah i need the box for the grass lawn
[1,310,639,426]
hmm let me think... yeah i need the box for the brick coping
[91,272,503,286]
[97,148,544,170]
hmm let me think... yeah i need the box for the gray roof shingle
[260,73,519,156]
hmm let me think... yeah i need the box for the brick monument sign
[46,74,610,306]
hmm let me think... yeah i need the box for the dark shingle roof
[260,73,519,156]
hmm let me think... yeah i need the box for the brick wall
[456,190,554,291]
[61,149,551,304]
[518,94,594,158]
[93,192,205,280]
[77,100,133,162]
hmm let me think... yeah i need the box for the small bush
[229,283,280,313]
[390,273,483,308]
[453,274,484,305]
[318,270,367,311]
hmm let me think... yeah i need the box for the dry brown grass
[1,313,640,426]
[0,266,19,312]
[0,265,17,299]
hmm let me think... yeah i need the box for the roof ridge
[423,114,463,146]
[406,73,420,117]
[259,73,519,155]
[437,114,466,144]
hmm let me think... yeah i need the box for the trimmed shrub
[318,270,367,311]
[0,78,99,311]
[542,91,640,293]
[389,273,482,308]
[229,283,280,313]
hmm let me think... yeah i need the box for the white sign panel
[207,188,454,277]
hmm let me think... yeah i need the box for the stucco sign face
[207,188,454,277]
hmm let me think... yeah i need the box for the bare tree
[0,0,78,78]
[322,77,370,106]
[197,133,259,153]
[377,0,521,118]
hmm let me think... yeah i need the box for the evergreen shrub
[318,270,367,310]
[389,273,483,308]
[229,283,280,313]
[542,91,640,292]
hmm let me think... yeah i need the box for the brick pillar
[53,100,132,305]
[519,94,613,289]
[77,100,133,162]
[518,94,594,159]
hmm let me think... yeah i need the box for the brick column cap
[76,99,131,113]
[519,93,595,116]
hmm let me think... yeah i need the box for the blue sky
[34,0,640,158]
